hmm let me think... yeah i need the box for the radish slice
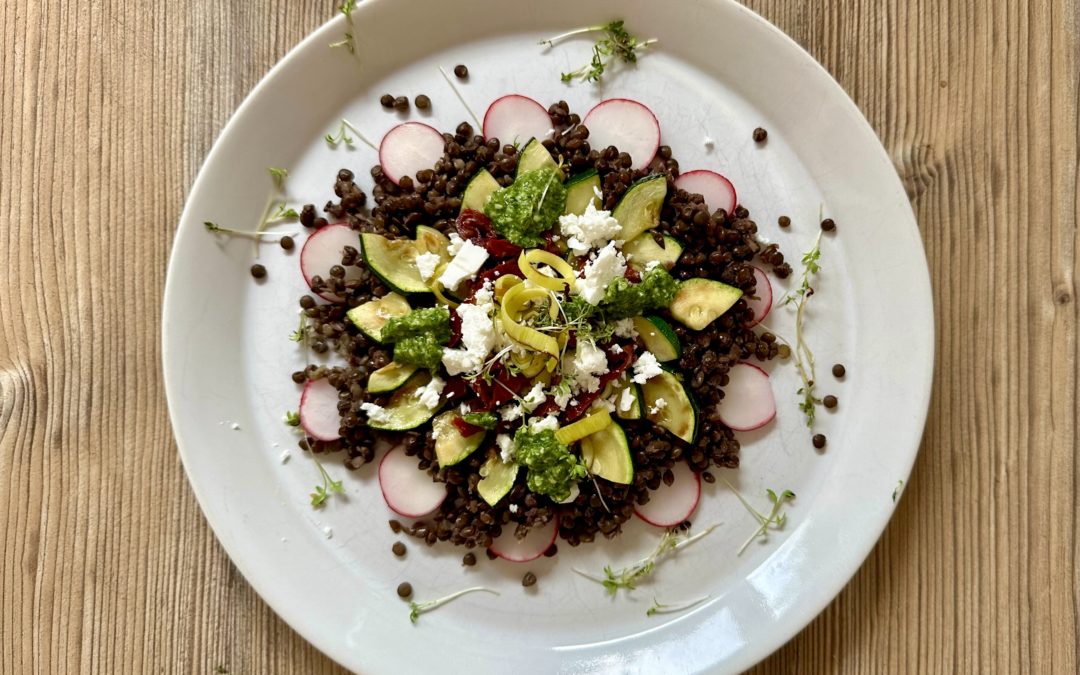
[582,99,660,170]
[674,170,737,216]
[634,462,701,527]
[482,94,552,145]
[717,362,777,432]
[378,446,448,518]
[378,122,445,185]
[300,223,362,301]
[299,378,342,441]
[745,266,773,327]
[488,515,559,562]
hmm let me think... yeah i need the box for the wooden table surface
[2,0,1077,672]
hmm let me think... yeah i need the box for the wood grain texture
[0,1,1075,673]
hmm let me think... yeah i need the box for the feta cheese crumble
[618,387,636,412]
[360,402,392,424]
[632,351,663,384]
[564,339,608,393]
[442,282,496,375]
[415,376,446,410]
[447,231,466,256]
[558,189,622,256]
[649,398,668,415]
[612,318,638,339]
[438,240,489,289]
[644,259,661,272]
[576,241,626,305]
[496,434,515,463]
[414,251,442,282]
[499,404,524,422]
[528,415,560,432]
[703,135,716,150]
[522,382,547,411]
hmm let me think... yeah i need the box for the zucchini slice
[623,232,684,271]
[346,292,411,342]
[367,371,439,431]
[641,369,697,443]
[432,412,486,467]
[515,138,562,179]
[367,361,419,393]
[414,225,450,258]
[477,451,519,507]
[612,174,667,242]
[460,169,501,213]
[563,169,601,216]
[632,315,682,361]
[669,278,743,331]
[580,421,633,484]
[359,232,431,295]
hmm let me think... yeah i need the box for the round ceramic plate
[163,0,933,672]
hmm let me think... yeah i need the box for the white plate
[163,0,933,672]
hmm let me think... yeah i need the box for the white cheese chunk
[438,240,489,289]
[576,241,626,305]
[414,251,442,282]
[497,434,515,463]
[558,191,623,256]
[360,402,392,424]
[618,387,636,412]
[632,351,663,384]
[415,376,446,410]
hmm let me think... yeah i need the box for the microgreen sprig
[203,221,294,241]
[408,587,499,624]
[310,460,345,508]
[268,166,288,189]
[325,118,377,150]
[574,524,719,595]
[284,410,301,427]
[780,229,824,427]
[724,479,796,555]
[646,595,710,617]
[329,0,359,56]
[540,20,657,84]
[289,313,310,342]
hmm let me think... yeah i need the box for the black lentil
[415,94,431,110]
[522,572,537,587]
[753,127,768,143]
[823,395,838,409]
[462,552,476,566]
[379,94,394,108]
[392,541,406,557]
[778,215,791,228]
[832,363,846,378]
[250,263,266,279]
[453,64,468,78]
[389,520,403,533]
[396,582,413,598]
[812,434,827,449]
[821,218,836,232]
[393,96,409,112]
[280,235,295,251]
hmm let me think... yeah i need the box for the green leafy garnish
[724,480,795,555]
[270,203,300,221]
[325,118,377,150]
[268,166,288,189]
[893,479,905,502]
[329,0,359,55]
[646,595,710,617]
[284,410,301,427]
[408,587,499,624]
[539,20,657,84]
[574,524,719,595]
[203,221,292,241]
[779,229,824,427]
[310,460,345,508]
[462,412,498,430]
[289,314,309,342]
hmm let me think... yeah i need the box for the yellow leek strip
[427,261,460,308]
[518,249,577,293]
[500,284,560,358]
[510,350,547,378]
[554,409,613,445]
[493,274,522,302]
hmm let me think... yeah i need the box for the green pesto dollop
[462,411,498,430]
[602,267,680,320]
[381,307,451,371]
[484,168,567,247]
[514,428,585,502]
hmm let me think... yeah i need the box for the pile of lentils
[289,101,794,553]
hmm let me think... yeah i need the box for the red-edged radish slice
[634,462,701,527]
[674,170,737,215]
[378,445,448,518]
[488,515,559,562]
[717,362,777,431]
[378,122,445,185]
[299,378,342,441]
[482,94,552,145]
[745,266,773,327]
[300,223,362,301]
[582,98,660,170]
